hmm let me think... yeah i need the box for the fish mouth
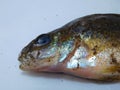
[18,53,36,71]
[18,56,29,71]
[19,58,37,71]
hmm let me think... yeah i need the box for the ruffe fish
[18,14,120,81]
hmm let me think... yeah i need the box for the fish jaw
[18,50,61,72]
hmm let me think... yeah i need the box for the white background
[0,0,120,90]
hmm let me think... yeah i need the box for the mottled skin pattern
[19,14,120,81]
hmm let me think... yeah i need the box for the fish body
[18,14,120,81]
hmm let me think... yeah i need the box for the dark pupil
[37,34,51,46]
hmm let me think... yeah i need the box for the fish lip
[18,57,31,71]
[18,56,26,67]
[18,50,26,61]
[18,54,23,62]
[18,53,28,67]
[18,53,37,70]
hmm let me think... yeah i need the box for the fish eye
[36,34,51,46]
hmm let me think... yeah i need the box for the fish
[18,14,120,81]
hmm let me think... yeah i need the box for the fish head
[18,33,61,71]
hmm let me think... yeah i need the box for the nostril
[22,42,33,54]
[22,47,29,54]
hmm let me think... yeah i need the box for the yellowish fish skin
[18,14,120,81]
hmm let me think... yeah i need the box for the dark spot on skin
[29,54,34,59]
[48,59,51,62]
[118,69,120,73]
[111,43,117,47]
[93,51,97,55]
[100,75,120,81]
[105,65,120,77]
[37,51,40,58]
[110,54,117,64]
[23,60,31,66]
[72,63,79,71]
[91,45,98,55]
[77,63,79,69]
[112,58,117,64]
